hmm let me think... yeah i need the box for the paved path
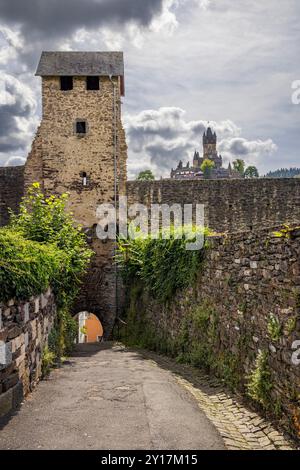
[0,343,225,450]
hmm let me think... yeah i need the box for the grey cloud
[0,73,37,154]
[0,0,164,40]
[146,142,193,170]
[4,156,25,166]
[219,138,278,161]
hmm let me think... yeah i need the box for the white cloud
[150,0,178,35]
[125,106,276,178]
[219,138,278,166]
[0,25,23,65]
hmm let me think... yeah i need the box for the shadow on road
[71,341,115,357]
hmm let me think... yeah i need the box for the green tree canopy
[233,159,245,176]
[201,159,215,178]
[137,170,155,181]
[244,166,259,178]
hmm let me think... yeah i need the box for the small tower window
[60,76,73,91]
[76,121,87,134]
[80,171,88,186]
[86,76,100,90]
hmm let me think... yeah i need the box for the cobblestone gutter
[140,350,295,450]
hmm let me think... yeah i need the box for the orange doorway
[77,312,104,343]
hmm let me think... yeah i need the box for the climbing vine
[116,226,211,303]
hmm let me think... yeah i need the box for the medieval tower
[202,127,222,168]
[25,51,127,336]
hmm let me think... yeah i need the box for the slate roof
[36,51,124,77]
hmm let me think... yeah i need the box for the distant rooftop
[36,51,124,77]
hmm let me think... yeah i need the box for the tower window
[86,76,100,90]
[80,171,88,186]
[76,121,87,134]
[60,76,73,91]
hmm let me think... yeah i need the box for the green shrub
[0,229,66,302]
[9,183,93,308]
[41,346,56,377]
[1,183,93,361]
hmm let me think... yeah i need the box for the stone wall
[0,166,24,227]
[124,225,300,438]
[126,178,300,233]
[0,289,56,419]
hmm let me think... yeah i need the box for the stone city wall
[0,288,56,418]
[126,178,300,233]
[124,225,300,438]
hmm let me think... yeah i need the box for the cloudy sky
[0,0,299,178]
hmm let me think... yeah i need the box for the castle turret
[193,150,201,168]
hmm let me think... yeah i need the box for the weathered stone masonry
[127,178,300,233]
[127,226,300,437]
[0,166,24,227]
[0,289,56,418]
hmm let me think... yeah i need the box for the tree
[244,166,259,178]
[137,170,155,181]
[233,159,245,177]
[201,159,215,179]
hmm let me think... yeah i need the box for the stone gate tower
[25,51,127,336]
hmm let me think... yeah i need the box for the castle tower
[203,127,217,160]
[25,51,127,337]
[203,127,222,169]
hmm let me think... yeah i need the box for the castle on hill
[170,127,241,180]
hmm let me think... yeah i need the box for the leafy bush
[9,183,93,307]
[0,229,66,302]
[41,346,56,377]
[1,183,93,361]
[117,226,210,303]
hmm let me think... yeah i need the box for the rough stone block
[23,303,30,323]
[0,387,13,418]
[8,325,22,340]
[34,297,40,314]
[0,341,12,368]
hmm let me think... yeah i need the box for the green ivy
[117,225,211,303]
